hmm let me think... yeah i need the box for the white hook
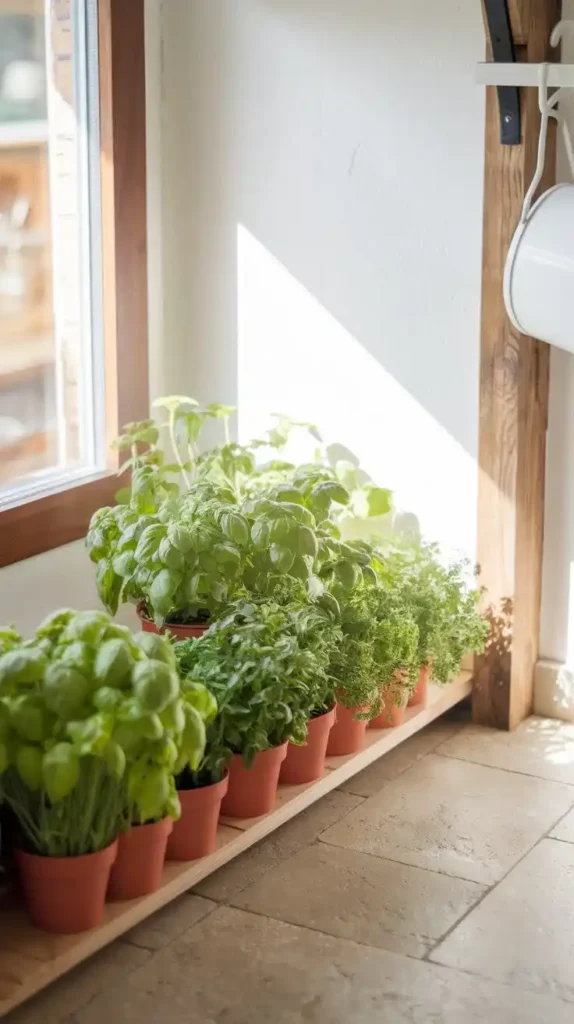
[520,63,551,222]
[552,109,574,179]
[550,19,574,49]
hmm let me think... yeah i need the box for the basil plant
[0,610,213,856]
[86,467,374,630]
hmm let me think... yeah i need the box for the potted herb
[378,544,488,708]
[318,553,385,755]
[279,604,342,784]
[106,631,212,900]
[87,474,350,637]
[161,680,224,862]
[87,483,253,637]
[0,610,207,929]
[368,587,419,729]
[175,601,334,818]
[141,656,223,863]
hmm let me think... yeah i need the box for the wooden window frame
[0,0,148,568]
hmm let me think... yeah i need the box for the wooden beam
[507,0,531,45]
[473,0,559,730]
[481,0,531,46]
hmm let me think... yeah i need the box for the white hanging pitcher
[504,61,574,353]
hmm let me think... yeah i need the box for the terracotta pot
[221,744,288,819]
[369,688,408,729]
[326,704,367,756]
[408,664,430,708]
[167,774,229,861]
[107,818,172,901]
[280,708,336,785]
[137,603,208,640]
[16,840,118,933]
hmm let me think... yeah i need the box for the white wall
[1,0,487,633]
[164,0,485,559]
[0,542,138,636]
[539,2,574,665]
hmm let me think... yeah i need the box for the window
[0,0,148,566]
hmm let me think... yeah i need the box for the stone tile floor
[6,709,574,1023]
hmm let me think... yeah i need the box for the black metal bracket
[483,0,521,145]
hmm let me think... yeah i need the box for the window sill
[0,472,120,568]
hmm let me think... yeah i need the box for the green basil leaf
[296,525,318,558]
[158,536,186,572]
[365,485,392,517]
[149,568,181,617]
[135,524,166,561]
[221,512,250,547]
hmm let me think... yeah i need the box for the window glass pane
[0,0,103,501]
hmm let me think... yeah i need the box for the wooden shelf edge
[0,674,472,1016]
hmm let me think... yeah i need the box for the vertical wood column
[473,0,559,730]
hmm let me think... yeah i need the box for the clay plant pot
[280,707,336,785]
[137,603,209,640]
[16,839,118,933]
[326,704,367,756]
[107,818,172,901]
[167,774,229,861]
[221,744,288,819]
[408,664,430,708]
[369,688,408,729]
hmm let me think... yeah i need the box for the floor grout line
[425,798,574,962]
[217,901,433,966]
[204,904,574,1008]
[434,750,574,787]
[192,793,369,904]
[422,945,574,1006]
[316,835,490,887]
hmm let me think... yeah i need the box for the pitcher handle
[520,63,551,224]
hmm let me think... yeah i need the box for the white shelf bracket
[477,16,574,143]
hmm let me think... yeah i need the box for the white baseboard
[534,660,574,723]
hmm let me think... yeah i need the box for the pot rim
[176,770,229,797]
[137,602,209,632]
[16,838,118,876]
[121,817,174,841]
[310,705,336,721]
[230,741,288,763]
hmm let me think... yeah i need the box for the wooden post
[473,0,559,730]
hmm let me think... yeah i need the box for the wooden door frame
[473,0,560,729]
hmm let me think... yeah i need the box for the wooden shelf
[0,674,472,1017]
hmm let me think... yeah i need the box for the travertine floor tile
[73,907,572,1024]
[431,838,574,1003]
[5,941,149,1024]
[437,717,574,785]
[338,717,464,797]
[551,807,574,843]
[231,842,485,957]
[194,790,362,902]
[321,754,574,883]
[124,894,216,951]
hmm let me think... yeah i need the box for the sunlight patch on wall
[237,224,477,559]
